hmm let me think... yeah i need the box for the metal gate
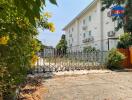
[33,50,108,73]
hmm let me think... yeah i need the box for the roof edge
[63,0,98,31]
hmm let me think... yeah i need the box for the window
[72,38,74,42]
[107,11,111,17]
[83,33,86,38]
[89,16,91,21]
[69,40,70,44]
[69,34,72,37]
[70,44,72,47]
[89,31,91,36]
[72,27,74,32]
[83,19,86,25]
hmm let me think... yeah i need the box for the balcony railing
[82,25,88,31]
[83,36,94,43]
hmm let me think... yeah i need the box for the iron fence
[33,50,108,73]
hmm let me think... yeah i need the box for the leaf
[42,0,45,5]
[49,0,57,5]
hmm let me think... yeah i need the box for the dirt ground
[42,71,132,100]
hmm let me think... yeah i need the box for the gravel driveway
[42,71,132,100]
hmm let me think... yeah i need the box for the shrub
[83,46,99,53]
[107,49,126,69]
[117,33,132,49]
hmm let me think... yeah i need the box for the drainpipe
[100,0,104,64]
[100,2,104,52]
[76,18,80,51]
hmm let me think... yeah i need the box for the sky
[38,0,93,47]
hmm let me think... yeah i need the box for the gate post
[129,46,132,67]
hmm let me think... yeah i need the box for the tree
[56,34,67,55]
[101,0,132,32]
[37,40,46,52]
[0,0,57,99]
[117,33,132,48]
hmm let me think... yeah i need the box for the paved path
[42,71,132,100]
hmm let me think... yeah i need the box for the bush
[107,49,126,69]
[117,33,132,49]
[83,46,99,53]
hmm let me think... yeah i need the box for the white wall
[65,21,79,52]
[65,0,124,52]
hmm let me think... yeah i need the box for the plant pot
[118,48,131,69]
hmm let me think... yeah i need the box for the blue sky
[38,0,93,47]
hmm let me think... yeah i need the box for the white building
[63,0,124,52]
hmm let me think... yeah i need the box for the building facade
[63,0,124,52]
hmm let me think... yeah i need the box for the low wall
[118,48,131,68]
[118,48,132,69]
[129,47,132,65]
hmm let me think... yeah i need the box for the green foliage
[56,34,67,55]
[101,0,126,10]
[13,0,57,26]
[49,0,58,5]
[0,0,57,99]
[101,0,132,32]
[117,33,132,48]
[83,46,99,53]
[107,49,126,69]
[37,40,46,52]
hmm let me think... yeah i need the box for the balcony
[82,36,94,43]
[69,34,72,37]
[82,25,88,31]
